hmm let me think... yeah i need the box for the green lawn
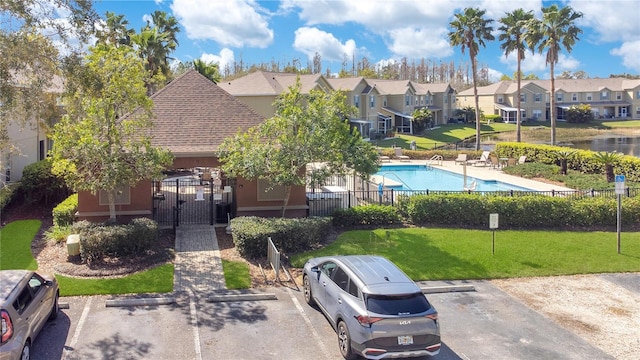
[290,228,640,280]
[222,259,251,289]
[376,123,516,149]
[0,219,173,296]
[0,220,41,270]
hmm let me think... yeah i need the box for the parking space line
[188,290,203,360]
[285,287,332,360]
[62,297,92,360]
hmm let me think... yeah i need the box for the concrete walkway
[173,225,226,293]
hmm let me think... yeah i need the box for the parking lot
[29,277,623,360]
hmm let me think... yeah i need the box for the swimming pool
[374,165,532,192]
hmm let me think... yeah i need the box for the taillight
[426,313,438,322]
[355,315,384,326]
[1,310,13,343]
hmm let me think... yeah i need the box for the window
[99,186,131,205]
[332,267,349,291]
[616,92,622,100]
[637,91,640,100]
[636,107,640,116]
[521,110,527,118]
[533,109,542,119]
[534,93,542,102]
[320,261,337,278]
[347,280,359,298]
[13,288,33,314]
[520,93,527,102]
[366,293,431,315]
[383,96,387,107]
[444,96,448,104]
[572,93,578,101]
[370,95,376,108]
[497,96,503,104]
[257,179,286,201]
[601,91,609,100]
[586,93,593,101]
[405,95,410,106]
[556,93,563,102]
[353,95,359,108]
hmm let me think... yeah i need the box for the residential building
[411,82,457,125]
[458,78,640,122]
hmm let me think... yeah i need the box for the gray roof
[147,69,265,155]
[218,71,331,96]
[459,78,640,96]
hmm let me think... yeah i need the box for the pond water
[568,136,640,157]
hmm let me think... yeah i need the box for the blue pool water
[375,165,532,192]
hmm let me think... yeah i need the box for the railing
[427,155,443,166]
[267,237,280,280]
[306,187,640,217]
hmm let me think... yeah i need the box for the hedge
[0,182,19,214]
[398,193,640,229]
[495,142,640,182]
[20,159,69,205]
[332,205,401,227]
[230,216,332,258]
[52,193,78,227]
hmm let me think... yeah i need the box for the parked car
[1,270,59,360]
[302,255,440,359]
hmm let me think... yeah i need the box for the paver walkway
[173,225,226,293]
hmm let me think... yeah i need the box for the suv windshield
[365,293,431,315]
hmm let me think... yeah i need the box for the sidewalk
[173,225,226,293]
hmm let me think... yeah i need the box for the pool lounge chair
[468,151,491,167]
[378,149,390,162]
[454,153,467,165]
[518,155,527,164]
[490,155,501,169]
[394,147,410,161]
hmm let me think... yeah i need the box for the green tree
[1,0,96,182]
[566,104,594,123]
[50,45,173,222]
[193,59,222,83]
[411,108,433,133]
[499,8,534,143]
[449,7,495,150]
[552,149,576,175]
[218,79,379,217]
[95,11,135,46]
[526,4,583,145]
[592,151,622,183]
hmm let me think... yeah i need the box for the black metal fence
[306,187,640,217]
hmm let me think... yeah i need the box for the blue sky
[93,0,640,80]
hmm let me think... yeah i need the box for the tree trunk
[280,185,292,217]
[108,191,117,223]
[606,165,614,182]
[516,52,522,143]
[471,56,481,151]
[549,55,556,146]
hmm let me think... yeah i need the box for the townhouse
[458,78,640,122]
[220,71,457,139]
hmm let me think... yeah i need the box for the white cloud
[611,40,640,73]
[570,0,639,43]
[293,27,357,62]
[170,0,273,48]
[200,48,235,71]
[387,27,453,59]
[486,68,504,82]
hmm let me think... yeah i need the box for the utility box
[66,234,81,256]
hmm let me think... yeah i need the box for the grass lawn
[1,219,174,296]
[290,228,640,280]
[0,220,41,270]
[222,259,251,289]
[376,123,516,149]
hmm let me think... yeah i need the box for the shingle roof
[218,71,330,96]
[365,79,414,95]
[459,78,640,96]
[326,77,366,91]
[147,69,265,155]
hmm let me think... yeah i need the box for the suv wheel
[20,340,30,360]
[49,291,59,320]
[337,321,356,360]
[303,275,315,306]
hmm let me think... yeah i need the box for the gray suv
[1,270,59,360]
[303,255,440,359]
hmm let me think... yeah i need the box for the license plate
[398,335,413,345]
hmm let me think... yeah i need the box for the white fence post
[267,237,280,281]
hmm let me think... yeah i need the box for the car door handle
[322,281,326,287]
[338,298,342,304]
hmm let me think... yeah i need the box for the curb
[421,285,476,294]
[207,291,278,303]
[105,296,176,307]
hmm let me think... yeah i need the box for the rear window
[365,293,431,315]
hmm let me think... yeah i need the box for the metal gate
[152,176,232,227]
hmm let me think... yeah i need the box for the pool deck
[379,159,574,192]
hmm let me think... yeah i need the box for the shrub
[44,225,74,244]
[332,205,401,227]
[0,182,19,213]
[230,216,332,258]
[52,194,78,227]
[76,218,159,264]
[20,160,69,205]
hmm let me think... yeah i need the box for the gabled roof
[411,81,452,94]
[326,77,367,91]
[147,69,265,155]
[461,78,640,96]
[365,79,415,95]
[218,71,332,96]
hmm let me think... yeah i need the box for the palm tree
[498,9,534,143]
[592,151,622,182]
[96,11,134,46]
[526,4,582,146]
[193,59,222,83]
[449,7,495,150]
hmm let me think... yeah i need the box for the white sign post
[615,175,625,254]
[489,213,499,255]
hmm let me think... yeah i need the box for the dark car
[1,270,59,360]
[303,255,440,359]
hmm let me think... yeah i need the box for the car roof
[0,270,31,302]
[314,255,421,295]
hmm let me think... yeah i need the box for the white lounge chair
[454,153,467,165]
[468,151,491,167]
[394,147,410,161]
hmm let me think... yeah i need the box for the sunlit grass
[222,259,251,289]
[290,228,640,280]
[0,220,41,270]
